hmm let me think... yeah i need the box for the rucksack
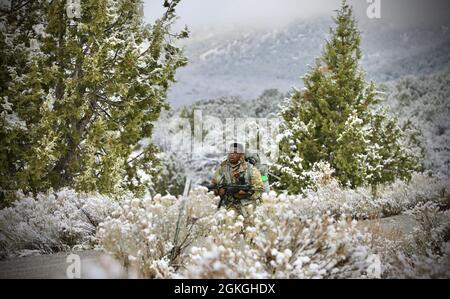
[245,153,270,193]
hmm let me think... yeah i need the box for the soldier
[211,143,264,216]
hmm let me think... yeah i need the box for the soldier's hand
[214,188,225,196]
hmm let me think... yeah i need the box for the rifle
[202,183,263,209]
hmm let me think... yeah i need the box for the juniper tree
[0,0,45,200]
[0,0,188,198]
[272,1,421,194]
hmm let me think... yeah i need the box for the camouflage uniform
[211,155,264,217]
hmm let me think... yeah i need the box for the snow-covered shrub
[297,171,449,219]
[97,187,218,278]
[95,169,447,278]
[180,194,378,279]
[98,188,380,278]
[375,172,449,217]
[178,208,266,279]
[0,188,116,258]
[380,203,450,278]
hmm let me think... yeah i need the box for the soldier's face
[228,149,242,164]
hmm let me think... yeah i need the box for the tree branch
[95,93,126,107]
[127,151,145,164]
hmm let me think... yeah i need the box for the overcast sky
[144,0,450,33]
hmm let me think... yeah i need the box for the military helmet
[229,142,244,154]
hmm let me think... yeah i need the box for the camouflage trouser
[223,197,260,227]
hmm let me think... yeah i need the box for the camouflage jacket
[211,156,263,207]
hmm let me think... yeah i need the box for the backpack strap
[245,162,253,187]
[223,163,232,184]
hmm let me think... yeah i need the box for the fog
[144,0,450,33]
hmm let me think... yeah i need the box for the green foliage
[272,1,422,194]
[0,0,188,198]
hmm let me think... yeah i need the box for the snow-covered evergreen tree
[272,1,421,194]
[0,0,188,198]
[0,0,45,202]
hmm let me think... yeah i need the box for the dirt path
[356,213,419,235]
[0,250,118,279]
[0,213,424,279]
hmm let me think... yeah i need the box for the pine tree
[0,0,188,198]
[272,1,421,194]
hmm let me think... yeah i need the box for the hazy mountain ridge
[168,18,450,106]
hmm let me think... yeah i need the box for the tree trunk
[371,184,379,198]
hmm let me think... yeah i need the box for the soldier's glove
[233,190,248,200]
[214,188,226,197]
